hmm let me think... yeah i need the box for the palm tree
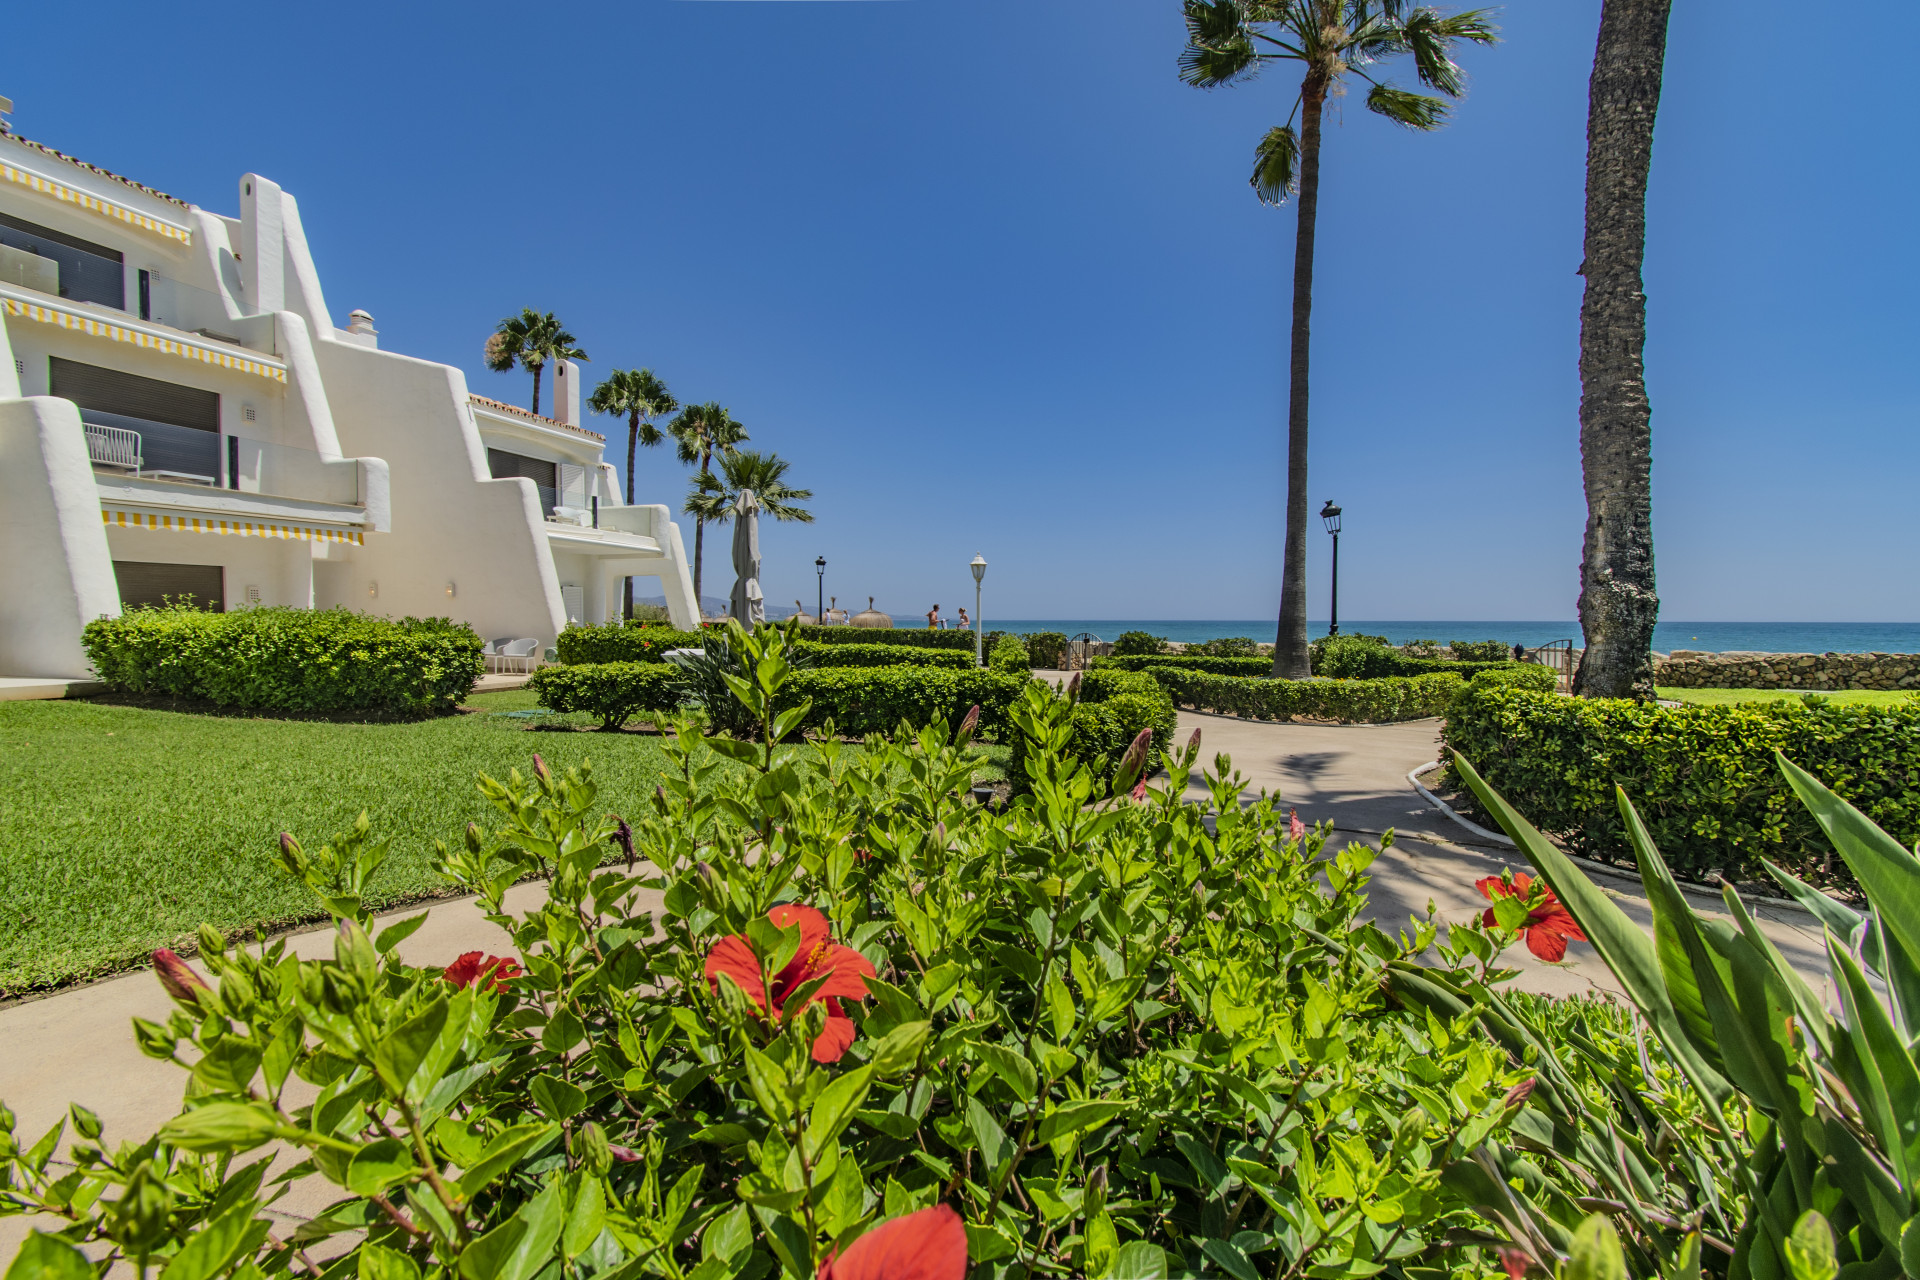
[684,452,816,593]
[1571,0,1672,702]
[589,368,679,620]
[483,309,587,417]
[666,402,750,604]
[1180,1,1496,678]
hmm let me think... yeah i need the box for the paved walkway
[0,708,1838,1263]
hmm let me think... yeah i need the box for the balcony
[81,415,362,506]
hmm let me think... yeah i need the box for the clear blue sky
[6,1,1913,622]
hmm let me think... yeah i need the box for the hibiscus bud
[955,704,980,748]
[1500,1077,1537,1110]
[276,831,303,874]
[1113,728,1153,796]
[611,817,635,868]
[152,950,209,1006]
[697,862,717,888]
[532,753,551,786]
[607,1144,642,1163]
[1187,727,1201,753]
[1131,778,1148,803]
[1288,809,1306,842]
[1066,672,1081,703]
[465,821,484,852]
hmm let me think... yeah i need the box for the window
[487,448,559,516]
[0,211,124,309]
[113,561,224,613]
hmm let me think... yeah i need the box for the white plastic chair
[499,638,541,674]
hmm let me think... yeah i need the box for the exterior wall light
[447,581,457,598]
[368,581,378,599]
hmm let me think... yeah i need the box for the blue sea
[985,621,1920,655]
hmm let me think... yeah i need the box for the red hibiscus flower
[444,952,522,992]
[1288,809,1306,841]
[1475,872,1587,962]
[818,1204,968,1280]
[705,904,877,1063]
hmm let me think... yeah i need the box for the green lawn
[1656,686,1920,708]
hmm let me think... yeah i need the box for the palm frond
[1179,0,1262,86]
[1365,82,1450,129]
[1249,124,1300,206]
[1401,7,1497,95]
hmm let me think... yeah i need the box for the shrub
[81,604,482,717]
[527,661,688,729]
[1094,653,1273,678]
[1448,639,1510,662]
[1150,666,1462,723]
[1111,629,1167,656]
[1009,668,1177,793]
[1469,663,1559,693]
[1307,632,1390,671]
[1191,634,1259,657]
[1440,683,1920,886]
[1022,630,1068,668]
[988,633,1028,673]
[12,655,1647,1279]
[777,665,1028,741]
[797,625,979,651]
[792,642,971,670]
[1312,633,1529,682]
[555,622,706,664]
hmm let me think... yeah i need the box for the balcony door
[52,357,220,482]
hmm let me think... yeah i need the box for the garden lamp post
[970,554,987,667]
[815,556,826,624]
[1321,500,1343,637]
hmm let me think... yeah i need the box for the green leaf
[868,1021,930,1075]
[854,1109,918,1139]
[374,911,431,954]
[965,1094,1014,1176]
[5,1231,96,1280]
[975,1041,1038,1104]
[562,1177,606,1260]
[159,1200,261,1280]
[357,1243,422,1280]
[1173,1132,1234,1198]
[703,736,762,765]
[159,1102,285,1153]
[1898,1215,1920,1280]
[372,997,448,1098]
[741,1045,790,1122]
[345,1138,415,1196]
[530,1074,588,1124]
[190,1038,264,1097]
[1563,1214,1627,1280]
[1784,1211,1839,1280]
[1778,755,1920,988]
[480,1180,565,1280]
[1200,1237,1261,1280]
[703,1204,754,1264]
[804,1065,874,1160]
[1036,1099,1129,1145]
[1105,1242,1169,1280]
[455,1122,558,1201]
[1827,939,1920,1189]
[770,700,813,743]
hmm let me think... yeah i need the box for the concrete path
[0,707,1840,1265]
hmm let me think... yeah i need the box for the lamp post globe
[970,555,987,666]
[814,557,826,624]
[1319,501,1342,637]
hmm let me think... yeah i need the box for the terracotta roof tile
[2,133,193,210]
[468,394,606,442]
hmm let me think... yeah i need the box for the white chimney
[551,358,581,426]
[238,175,286,314]
[346,309,378,347]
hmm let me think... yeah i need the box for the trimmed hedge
[1468,664,1559,693]
[81,605,483,717]
[1009,669,1177,792]
[555,623,706,664]
[1095,654,1273,678]
[1441,684,1920,887]
[989,634,1029,674]
[791,642,971,670]
[1112,630,1168,657]
[1148,666,1462,723]
[799,625,980,651]
[1313,639,1530,682]
[776,667,1028,740]
[526,662,688,729]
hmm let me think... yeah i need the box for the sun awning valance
[1,159,193,244]
[3,297,287,383]
[102,508,364,545]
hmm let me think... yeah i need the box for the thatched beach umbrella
[729,489,765,626]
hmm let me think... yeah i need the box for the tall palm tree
[1180,0,1496,678]
[666,402,750,604]
[1571,0,1672,701]
[589,368,678,620]
[684,451,816,595]
[483,309,587,417]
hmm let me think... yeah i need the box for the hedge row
[1094,654,1273,678]
[777,667,1028,740]
[1147,666,1465,723]
[1441,684,1920,888]
[524,663,687,730]
[81,606,483,717]
[798,625,980,652]
[1310,635,1531,682]
[792,643,971,670]
[555,623,706,665]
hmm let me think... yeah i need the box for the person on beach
[1512,642,1530,662]
[927,604,942,629]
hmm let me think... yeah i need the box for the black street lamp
[815,557,826,623]
[1320,500,1343,637]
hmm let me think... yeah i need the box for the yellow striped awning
[1,160,193,243]
[102,508,364,545]
[3,297,287,383]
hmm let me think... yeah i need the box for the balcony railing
[82,416,361,505]
[138,273,274,353]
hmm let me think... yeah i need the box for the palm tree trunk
[693,519,705,607]
[1572,0,1671,701]
[531,364,543,418]
[625,413,640,622]
[1272,75,1328,681]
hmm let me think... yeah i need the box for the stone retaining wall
[1653,650,1920,691]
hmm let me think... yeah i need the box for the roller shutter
[113,561,224,613]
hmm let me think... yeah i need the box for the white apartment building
[0,112,697,682]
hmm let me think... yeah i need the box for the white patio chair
[499,638,541,674]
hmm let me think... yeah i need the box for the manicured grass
[1656,686,1920,708]
[0,691,1010,995]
